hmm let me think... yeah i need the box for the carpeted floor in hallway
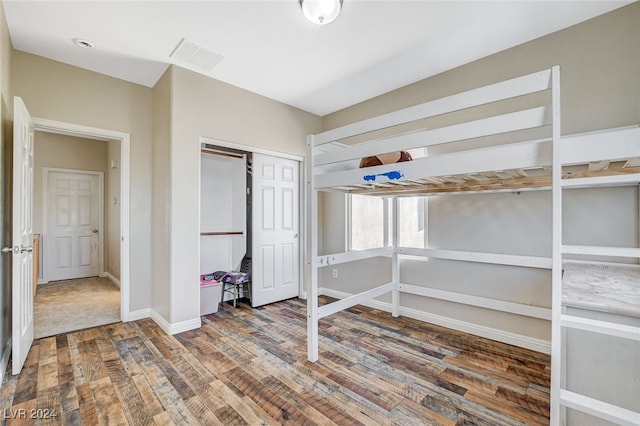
[34,276,120,339]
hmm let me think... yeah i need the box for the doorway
[31,130,125,337]
[31,117,131,322]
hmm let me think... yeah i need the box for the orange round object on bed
[359,151,412,168]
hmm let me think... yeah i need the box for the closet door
[252,153,299,307]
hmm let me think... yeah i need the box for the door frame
[199,136,305,300]
[32,117,131,321]
[42,168,104,284]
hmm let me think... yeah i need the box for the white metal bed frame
[306,66,640,425]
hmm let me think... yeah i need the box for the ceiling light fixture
[300,0,343,25]
[73,38,94,49]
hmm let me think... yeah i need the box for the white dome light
[300,0,343,26]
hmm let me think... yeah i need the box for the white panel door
[11,97,34,374]
[252,153,299,307]
[45,171,101,281]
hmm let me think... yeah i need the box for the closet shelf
[200,231,244,236]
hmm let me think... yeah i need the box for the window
[348,194,427,250]
[348,194,389,250]
[398,196,428,248]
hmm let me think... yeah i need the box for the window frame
[347,194,391,251]
[348,194,428,251]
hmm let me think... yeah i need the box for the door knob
[1,247,13,254]
[92,229,99,234]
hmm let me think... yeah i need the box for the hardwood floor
[1,297,550,425]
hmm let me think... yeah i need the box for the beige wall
[0,1,12,371]
[8,50,322,328]
[320,3,640,344]
[33,132,107,236]
[11,51,153,313]
[168,66,322,323]
[151,68,171,321]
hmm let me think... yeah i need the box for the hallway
[34,277,120,339]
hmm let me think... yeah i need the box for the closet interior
[200,144,252,305]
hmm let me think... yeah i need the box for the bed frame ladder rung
[560,390,640,426]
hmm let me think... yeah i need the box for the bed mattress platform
[317,126,640,196]
[563,262,640,319]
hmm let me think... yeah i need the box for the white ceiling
[3,0,631,116]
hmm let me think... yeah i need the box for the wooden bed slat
[348,166,640,196]
[588,160,610,171]
[623,157,640,168]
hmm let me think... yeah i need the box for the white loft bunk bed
[306,66,640,425]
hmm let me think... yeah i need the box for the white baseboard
[125,308,151,322]
[0,339,11,385]
[320,287,551,354]
[150,310,201,335]
[101,272,121,288]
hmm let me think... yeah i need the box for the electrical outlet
[332,268,338,279]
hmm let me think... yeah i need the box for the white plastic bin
[200,281,222,315]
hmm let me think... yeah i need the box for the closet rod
[201,148,244,159]
[200,231,244,236]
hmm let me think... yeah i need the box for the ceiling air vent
[170,38,223,72]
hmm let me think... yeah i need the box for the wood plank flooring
[1,297,550,425]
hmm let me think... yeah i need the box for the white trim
[562,245,640,258]
[127,308,151,322]
[0,339,11,385]
[314,106,549,166]
[316,247,392,267]
[318,282,393,319]
[312,68,552,145]
[102,271,121,289]
[320,287,551,354]
[561,314,640,341]
[400,283,551,320]
[561,125,640,165]
[560,390,640,426]
[391,197,399,317]
[562,172,640,188]
[399,247,552,269]
[150,310,201,336]
[32,118,114,141]
[314,138,553,190]
[381,197,388,247]
[42,168,104,283]
[120,134,131,324]
[32,117,131,323]
[550,65,563,426]
[307,135,319,361]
